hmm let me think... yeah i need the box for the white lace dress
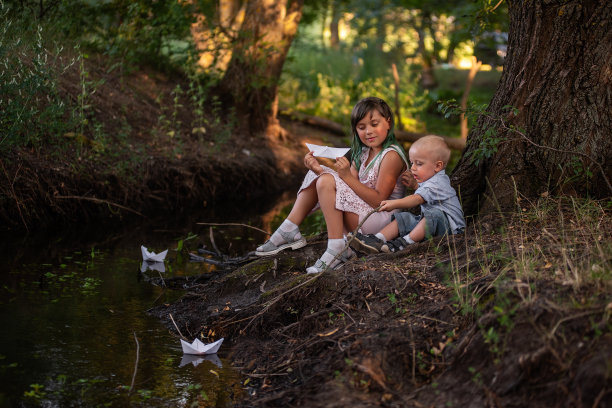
[298,146,407,234]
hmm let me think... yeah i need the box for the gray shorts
[392,208,452,239]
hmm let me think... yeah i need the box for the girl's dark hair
[349,96,403,170]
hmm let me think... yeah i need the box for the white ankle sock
[279,219,298,232]
[375,233,386,242]
[402,234,416,244]
[270,219,301,246]
[320,238,345,265]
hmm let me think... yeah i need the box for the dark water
[0,193,318,407]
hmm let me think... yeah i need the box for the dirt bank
[150,201,611,407]
[0,53,342,232]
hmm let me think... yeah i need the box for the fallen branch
[280,109,465,151]
[54,194,144,216]
[197,222,270,236]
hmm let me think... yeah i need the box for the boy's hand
[401,170,418,190]
[379,200,396,212]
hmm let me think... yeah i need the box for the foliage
[49,0,197,72]
[0,5,77,151]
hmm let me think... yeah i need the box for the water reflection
[141,261,166,273]
[0,194,324,406]
[179,354,223,369]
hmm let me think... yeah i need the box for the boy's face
[355,109,390,151]
[408,145,444,183]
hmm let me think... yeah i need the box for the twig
[238,206,382,333]
[319,205,383,274]
[409,324,416,385]
[169,313,186,340]
[157,270,166,287]
[54,194,144,216]
[209,227,222,257]
[493,114,612,194]
[129,332,140,394]
[0,159,28,231]
[197,222,270,236]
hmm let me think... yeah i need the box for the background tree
[217,0,304,136]
[451,0,612,216]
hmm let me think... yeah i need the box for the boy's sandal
[306,247,355,274]
[255,229,306,256]
[381,237,408,253]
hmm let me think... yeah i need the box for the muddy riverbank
[150,202,611,407]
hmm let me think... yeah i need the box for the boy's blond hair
[410,135,451,167]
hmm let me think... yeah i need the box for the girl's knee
[316,173,336,191]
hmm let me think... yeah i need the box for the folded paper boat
[141,245,168,263]
[180,337,224,355]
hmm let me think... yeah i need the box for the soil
[149,205,612,407]
[3,55,611,407]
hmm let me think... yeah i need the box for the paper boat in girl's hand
[180,337,224,355]
[141,245,168,263]
[305,143,350,159]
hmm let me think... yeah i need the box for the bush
[0,6,76,151]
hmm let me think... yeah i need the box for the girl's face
[355,109,390,151]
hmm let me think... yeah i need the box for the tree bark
[218,0,304,136]
[451,0,612,216]
[329,0,340,50]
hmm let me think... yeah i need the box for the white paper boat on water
[305,143,350,159]
[179,353,223,368]
[141,245,168,263]
[180,337,224,355]
[140,261,166,273]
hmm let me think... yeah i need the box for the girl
[256,96,409,273]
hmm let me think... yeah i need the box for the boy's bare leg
[380,220,400,241]
[406,218,426,242]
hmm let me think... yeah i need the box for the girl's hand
[334,156,351,179]
[379,200,396,212]
[401,170,418,190]
[304,151,323,174]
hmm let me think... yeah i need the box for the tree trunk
[191,0,245,70]
[329,0,340,50]
[218,0,304,136]
[451,0,612,217]
[417,11,437,89]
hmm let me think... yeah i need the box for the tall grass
[0,5,78,152]
[444,195,611,320]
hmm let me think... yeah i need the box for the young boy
[350,135,465,253]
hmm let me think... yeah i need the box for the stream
[0,193,318,407]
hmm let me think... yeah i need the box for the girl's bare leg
[343,212,359,234]
[286,182,319,225]
[315,174,344,239]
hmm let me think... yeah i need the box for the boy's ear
[435,160,445,172]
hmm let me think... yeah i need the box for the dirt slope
[150,204,611,407]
